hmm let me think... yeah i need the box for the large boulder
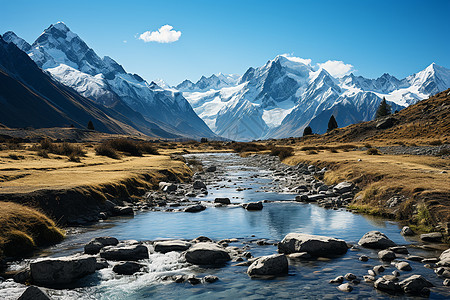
[399,275,434,295]
[247,254,288,277]
[374,277,401,293]
[30,255,96,286]
[205,166,217,172]
[333,182,354,194]
[400,226,414,236]
[420,232,443,243]
[358,231,397,249]
[154,240,191,253]
[185,242,231,265]
[112,262,143,275]
[84,237,119,255]
[193,181,207,189]
[18,286,51,300]
[278,233,348,257]
[242,202,263,211]
[378,250,396,261]
[214,198,231,205]
[184,204,206,213]
[100,244,149,261]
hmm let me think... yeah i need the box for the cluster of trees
[302,98,393,137]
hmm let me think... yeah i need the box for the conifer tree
[327,115,338,132]
[87,120,95,130]
[303,126,313,136]
[375,97,391,119]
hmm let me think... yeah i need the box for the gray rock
[84,241,104,255]
[364,275,376,282]
[440,248,450,261]
[389,246,408,254]
[205,166,217,172]
[18,286,51,300]
[287,252,311,260]
[444,279,450,286]
[395,261,412,271]
[401,226,414,236]
[333,182,354,194]
[337,283,353,292]
[359,255,369,262]
[187,275,201,285]
[114,206,134,216]
[30,255,96,286]
[344,273,357,280]
[247,254,288,277]
[112,261,143,275]
[100,244,149,261]
[358,231,397,249]
[374,277,400,293]
[185,242,231,265]
[378,249,396,261]
[295,194,309,202]
[95,258,109,270]
[420,232,443,243]
[13,268,30,284]
[203,275,219,283]
[154,240,191,253]
[214,197,231,205]
[193,180,207,189]
[392,270,400,277]
[399,275,434,295]
[329,276,344,284]
[373,265,385,274]
[376,117,395,129]
[406,255,424,262]
[242,202,263,210]
[278,233,348,257]
[184,204,206,212]
[191,236,213,243]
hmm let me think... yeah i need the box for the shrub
[95,144,120,159]
[437,148,450,156]
[366,148,380,155]
[8,154,23,160]
[138,142,159,155]
[37,149,49,158]
[68,154,81,162]
[303,126,313,136]
[364,143,372,149]
[270,146,294,160]
[39,139,86,157]
[328,148,338,153]
[429,140,442,146]
[105,138,142,156]
[230,142,268,153]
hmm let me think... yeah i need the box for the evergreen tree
[87,120,95,130]
[327,115,338,132]
[303,126,313,136]
[375,97,391,119]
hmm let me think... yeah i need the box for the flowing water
[2,153,449,299]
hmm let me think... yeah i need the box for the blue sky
[1,0,449,85]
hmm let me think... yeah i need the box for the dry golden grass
[283,147,450,227]
[0,202,64,257]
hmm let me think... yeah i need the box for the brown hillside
[300,89,450,144]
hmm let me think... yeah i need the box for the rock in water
[399,275,434,295]
[395,261,412,271]
[374,278,400,293]
[154,240,191,253]
[378,249,396,261]
[247,254,288,277]
[18,286,51,300]
[100,244,149,261]
[214,198,231,205]
[112,262,143,275]
[278,233,348,257]
[193,181,207,189]
[420,232,443,243]
[401,226,414,236]
[242,202,263,210]
[203,275,219,283]
[184,204,206,212]
[205,166,217,172]
[30,255,96,286]
[358,231,397,249]
[337,283,353,292]
[185,242,231,265]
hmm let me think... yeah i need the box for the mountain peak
[2,31,31,52]
[49,22,71,33]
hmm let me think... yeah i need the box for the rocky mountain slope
[0,34,140,135]
[176,55,450,141]
[3,23,216,139]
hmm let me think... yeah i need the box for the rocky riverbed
[1,152,449,299]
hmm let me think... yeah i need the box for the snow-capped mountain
[176,55,450,140]
[4,22,216,139]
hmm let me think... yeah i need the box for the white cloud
[280,53,312,65]
[138,25,181,43]
[318,60,354,77]
[123,40,127,43]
